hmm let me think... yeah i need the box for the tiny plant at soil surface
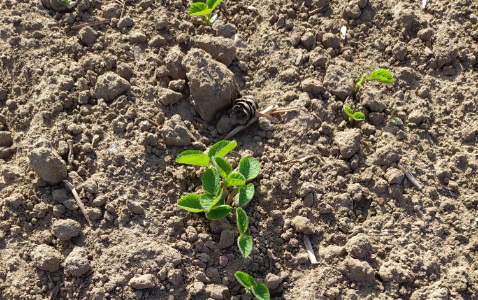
[390,109,403,126]
[354,69,393,98]
[176,140,259,258]
[57,0,76,9]
[344,106,365,126]
[189,0,223,26]
[235,271,270,300]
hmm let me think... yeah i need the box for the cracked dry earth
[1,0,478,299]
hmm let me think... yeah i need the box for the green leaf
[176,150,209,167]
[208,140,237,159]
[252,284,270,300]
[353,112,365,121]
[226,173,246,187]
[238,183,254,207]
[202,168,220,195]
[239,157,260,181]
[235,271,256,289]
[189,3,212,16]
[369,69,393,84]
[199,191,223,212]
[210,0,224,10]
[238,234,252,258]
[236,208,248,234]
[206,205,232,220]
[177,194,203,212]
[215,157,232,179]
[344,106,353,117]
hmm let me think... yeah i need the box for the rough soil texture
[1,0,478,299]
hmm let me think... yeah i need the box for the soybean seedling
[176,140,259,258]
[235,271,270,300]
[354,69,393,98]
[189,0,223,26]
[344,106,365,126]
[390,109,403,126]
[57,0,76,8]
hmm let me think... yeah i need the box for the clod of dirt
[168,268,183,286]
[371,146,399,166]
[340,257,375,283]
[187,281,205,296]
[265,273,282,289]
[193,35,236,67]
[206,284,229,299]
[343,3,362,19]
[117,63,133,81]
[323,65,354,100]
[321,33,340,49]
[165,46,187,80]
[345,234,372,259]
[126,200,144,214]
[94,72,130,101]
[320,245,346,263]
[213,21,237,38]
[79,26,98,46]
[161,114,192,146]
[28,139,67,184]
[417,28,434,41]
[156,87,182,105]
[216,115,232,134]
[301,78,324,95]
[5,193,24,209]
[379,261,414,283]
[361,94,386,112]
[218,230,235,248]
[301,32,316,50]
[31,244,61,272]
[118,17,134,30]
[41,0,68,12]
[65,247,91,276]
[155,15,169,30]
[102,3,122,19]
[384,168,404,184]
[334,129,361,159]
[182,48,239,121]
[0,131,12,147]
[309,48,330,69]
[291,216,316,234]
[51,219,81,241]
[129,274,155,289]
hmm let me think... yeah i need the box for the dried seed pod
[230,96,257,126]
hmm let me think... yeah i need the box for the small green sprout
[354,69,394,98]
[189,0,224,26]
[473,23,478,31]
[344,106,365,126]
[176,140,259,258]
[57,0,76,9]
[235,271,270,300]
[390,109,403,126]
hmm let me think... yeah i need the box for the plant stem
[226,188,239,205]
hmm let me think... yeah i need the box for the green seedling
[473,23,478,31]
[57,0,76,9]
[390,109,403,126]
[189,0,223,26]
[344,106,365,126]
[176,140,259,258]
[235,271,270,300]
[354,69,394,98]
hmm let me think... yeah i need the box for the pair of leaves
[368,69,394,85]
[189,0,223,15]
[177,194,232,219]
[176,140,237,167]
[236,208,252,258]
[235,272,270,300]
[344,106,365,122]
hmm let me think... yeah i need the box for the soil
[1,0,478,299]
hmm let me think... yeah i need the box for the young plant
[390,109,403,126]
[344,106,365,126]
[235,271,270,300]
[354,69,393,98]
[189,0,223,26]
[176,140,259,258]
[57,0,76,9]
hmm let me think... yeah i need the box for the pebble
[31,244,61,272]
[51,219,81,241]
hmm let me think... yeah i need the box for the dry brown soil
[1,0,478,299]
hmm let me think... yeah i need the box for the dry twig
[397,163,422,190]
[303,235,318,264]
[63,180,93,227]
[71,20,108,30]
[282,154,322,164]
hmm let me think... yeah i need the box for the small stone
[129,274,155,289]
[117,63,133,81]
[291,216,315,234]
[265,273,282,289]
[148,35,166,47]
[129,31,147,44]
[28,139,67,184]
[63,199,78,210]
[79,26,97,45]
[343,3,362,19]
[0,131,13,147]
[51,219,81,241]
[384,168,404,185]
[322,33,340,49]
[218,230,235,249]
[187,281,205,295]
[102,3,121,18]
[300,32,316,50]
[126,200,144,214]
[303,193,314,207]
[32,245,61,272]
[65,247,91,276]
[118,17,134,29]
[94,72,130,101]
[155,15,168,30]
[219,256,228,267]
[443,65,456,76]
